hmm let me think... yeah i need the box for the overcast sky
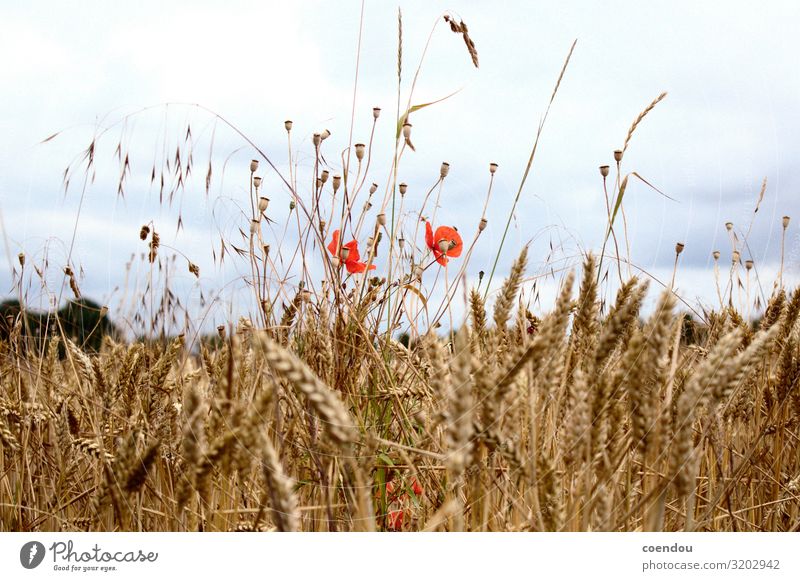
[2,1,799,331]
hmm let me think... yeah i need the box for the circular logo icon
[20,541,46,569]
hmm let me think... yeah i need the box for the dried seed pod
[398,237,406,249]
[783,215,791,229]
[320,170,330,183]
[340,247,351,262]
[745,259,754,271]
[478,217,488,232]
[363,201,373,211]
[17,253,24,267]
[399,182,408,195]
[725,222,733,231]
[250,220,260,235]
[355,143,365,161]
[217,325,226,339]
[712,250,721,260]
[289,200,296,210]
[599,165,610,178]
[320,129,331,140]
[732,250,741,264]
[312,133,321,147]
[250,159,259,172]
[258,197,270,212]
[372,107,381,119]
[489,162,498,174]
[332,175,341,193]
[402,122,412,139]
[253,176,262,188]
[613,149,623,162]
[284,120,293,132]
[376,213,387,226]
[369,183,378,194]
[440,162,450,178]
[675,242,685,255]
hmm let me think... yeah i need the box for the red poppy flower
[327,229,376,274]
[425,222,463,266]
[410,478,423,497]
[387,510,404,530]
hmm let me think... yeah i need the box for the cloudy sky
[1,1,799,332]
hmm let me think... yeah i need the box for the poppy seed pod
[355,143,365,161]
[369,182,378,194]
[289,200,296,210]
[489,162,498,175]
[250,159,259,173]
[712,250,720,260]
[745,259,754,271]
[440,162,450,178]
[675,242,685,255]
[399,182,408,195]
[18,252,24,267]
[479,217,488,232]
[320,170,330,183]
[613,150,623,162]
[321,129,331,140]
[340,247,350,262]
[258,197,269,212]
[250,220,259,234]
[263,244,270,256]
[599,165,610,178]
[732,250,741,264]
[331,256,340,268]
[364,201,372,211]
[312,133,321,147]
[316,178,322,189]
[253,176,262,188]
[402,122,412,139]
[398,237,405,249]
[100,305,109,318]
[438,240,451,254]
[377,213,387,226]
[725,222,733,231]
[332,175,341,193]
[284,120,293,132]
[373,107,381,119]
[783,215,791,229]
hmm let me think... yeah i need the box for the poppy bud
[402,122,412,139]
[321,170,330,183]
[250,220,259,234]
[712,250,720,261]
[217,325,226,339]
[18,252,24,267]
[725,222,733,231]
[258,197,269,212]
[332,175,341,193]
[479,217,488,232]
[377,213,387,226]
[312,133,321,147]
[250,159,259,173]
[440,162,450,178]
[284,120,293,132]
[369,183,378,194]
[783,215,791,229]
[373,107,381,119]
[745,259,754,271]
[675,242,685,255]
[355,143,365,161]
[399,182,407,195]
[613,149,623,162]
[340,247,350,262]
[599,165,610,178]
[253,176,262,188]
[321,129,331,140]
[489,162,498,175]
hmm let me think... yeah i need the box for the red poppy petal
[343,239,360,263]
[387,510,404,530]
[435,252,449,266]
[327,229,341,257]
[411,479,423,496]
[425,221,434,250]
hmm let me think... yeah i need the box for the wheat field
[1,10,799,533]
